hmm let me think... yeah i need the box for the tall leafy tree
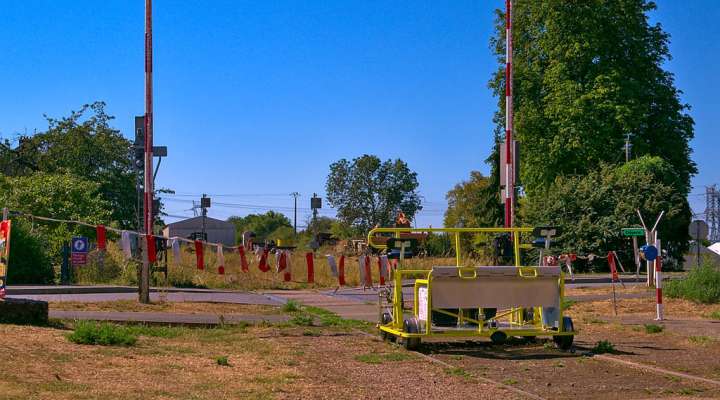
[486,0,695,261]
[227,211,292,242]
[0,102,136,228]
[326,154,422,233]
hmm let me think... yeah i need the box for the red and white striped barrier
[655,239,663,321]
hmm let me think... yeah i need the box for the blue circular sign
[640,245,658,261]
[72,237,89,253]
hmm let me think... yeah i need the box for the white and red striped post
[655,239,663,320]
[504,0,514,228]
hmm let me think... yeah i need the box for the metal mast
[504,0,515,228]
[140,0,154,304]
[707,186,720,242]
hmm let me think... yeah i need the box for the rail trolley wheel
[490,330,507,345]
[402,318,421,351]
[553,316,575,350]
[379,312,395,342]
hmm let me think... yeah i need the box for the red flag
[238,246,249,272]
[608,251,619,282]
[305,252,314,284]
[96,225,106,250]
[364,255,372,286]
[377,257,385,286]
[146,235,157,263]
[283,268,291,282]
[194,240,204,270]
[338,255,346,286]
[258,248,270,272]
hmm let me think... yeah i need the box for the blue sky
[1,1,717,228]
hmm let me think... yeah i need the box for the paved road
[11,291,281,305]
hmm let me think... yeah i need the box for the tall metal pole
[140,0,154,304]
[504,0,514,228]
[290,192,300,235]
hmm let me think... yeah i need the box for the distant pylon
[707,185,720,242]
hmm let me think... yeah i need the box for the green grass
[561,299,577,310]
[67,321,138,346]
[665,262,720,304]
[445,367,472,379]
[303,306,370,329]
[355,352,414,364]
[282,300,301,313]
[708,310,720,320]
[502,378,518,385]
[289,314,314,326]
[644,324,664,334]
[215,356,230,366]
[592,340,616,354]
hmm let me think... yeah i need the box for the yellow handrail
[367,226,534,267]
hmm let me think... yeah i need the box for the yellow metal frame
[369,226,576,340]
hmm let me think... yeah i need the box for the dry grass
[0,322,507,400]
[75,239,459,290]
[49,300,281,315]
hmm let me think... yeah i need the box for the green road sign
[622,228,645,237]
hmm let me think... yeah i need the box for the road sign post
[70,237,89,267]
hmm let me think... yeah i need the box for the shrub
[644,324,664,334]
[67,321,138,346]
[282,300,301,313]
[665,262,720,304]
[7,221,54,284]
[592,340,616,354]
[289,314,313,326]
[215,356,230,366]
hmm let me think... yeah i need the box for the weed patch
[282,300,301,313]
[688,336,714,346]
[67,321,138,346]
[644,324,664,334]
[355,352,414,364]
[592,340,616,354]
[289,314,314,326]
[665,263,720,304]
[215,356,230,366]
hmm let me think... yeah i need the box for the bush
[644,324,664,334]
[665,262,720,304]
[282,300,301,313]
[7,221,54,284]
[592,340,616,354]
[67,321,138,346]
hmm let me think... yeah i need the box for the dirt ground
[4,286,720,399]
[0,323,515,400]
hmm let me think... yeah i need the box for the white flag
[170,238,181,264]
[326,255,338,277]
[121,230,132,260]
[217,245,225,268]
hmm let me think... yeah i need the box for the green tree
[490,1,695,198]
[0,102,136,228]
[485,0,695,263]
[326,154,422,233]
[444,171,502,228]
[227,211,292,242]
[0,172,113,258]
[6,220,54,284]
[524,156,689,270]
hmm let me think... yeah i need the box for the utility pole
[707,185,720,242]
[201,194,210,241]
[139,0,154,304]
[624,133,633,162]
[290,192,300,235]
[503,0,515,228]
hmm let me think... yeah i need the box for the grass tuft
[665,262,720,304]
[67,321,138,346]
[282,300,301,313]
[592,340,616,354]
[215,356,230,366]
[688,336,714,346]
[289,314,314,326]
[708,310,720,320]
[644,324,664,334]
